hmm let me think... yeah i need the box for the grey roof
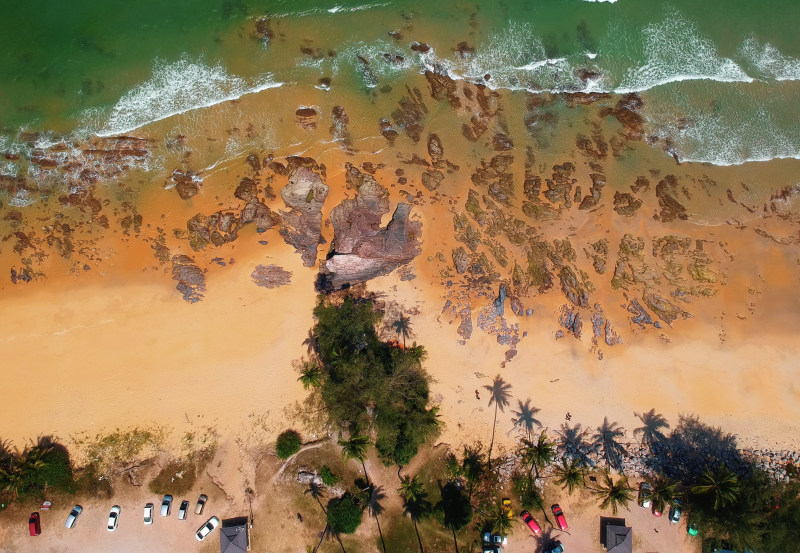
[605,524,632,553]
[220,523,248,553]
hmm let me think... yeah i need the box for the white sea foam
[615,13,753,93]
[89,58,282,137]
[582,0,618,3]
[738,36,800,81]
[270,2,388,18]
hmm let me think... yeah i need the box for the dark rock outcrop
[318,169,421,290]
[251,264,292,288]
[279,167,329,267]
[172,255,205,303]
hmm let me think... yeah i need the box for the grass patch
[149,459,196,496]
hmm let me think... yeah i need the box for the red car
[652,503,663,517]
[551,504,568,530]
[29,512,41,536]
[521,510,541,535]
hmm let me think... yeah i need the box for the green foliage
[688,468,800,553]
[593,472,634,515]
[148,459,196,496]
[276,430,302,460]
[0,444,76,501]
[554,458,586,495]
[518,431,556,481]
[320,465,340,487]
[512,472,543,510]
[311,296,439,466]
[326,493,363,534]
[437,482,472,531]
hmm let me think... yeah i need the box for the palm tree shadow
[556,423,592,466]
[368,484,388,553]
[633,409,670,449]
[509,398,542,438]
[532,527,559,553]
[645,414,744,480]
[592,418,627,472]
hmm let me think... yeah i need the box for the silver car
[161,495,173,516]
[65,505,83,528]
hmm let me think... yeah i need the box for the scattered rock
[251,264,292,288]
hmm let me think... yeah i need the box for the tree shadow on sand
[556,423,592,463]
[633,409,670,449]
[509,398,542,438]
[592,418,627,472]
[644,414,745,480]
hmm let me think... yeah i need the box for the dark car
[544,540,565,553]
[669,500,682,523]
[552,504,568,531]
[29,512,41,536]
[178,500,190,520]
[520,510,541,535]
[161,495,172,517]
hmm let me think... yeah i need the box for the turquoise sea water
[0,0,798,165]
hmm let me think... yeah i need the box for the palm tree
[592,418,627,471]
[644,473,679,514]
[510,399,541,438]
[298,361,323,389]
[692,466,740,510]
[592,472,634,515]
[518,431,556,483]
[338,434,371,485]
[391,314,413,348]
[399,475,431,553]
[305,482,331,553]
[487,501,514,536]
[368,485,388,553]
[554,458,586,494]
[633,409,670,448]
[484,375,512,469]
[461,445,485,500]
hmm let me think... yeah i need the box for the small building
[600,517,632,553]
[220,518,250,553]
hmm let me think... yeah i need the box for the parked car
[652,502,663,517]
[107,506,121,531]
[195,516,220,541]
[481,547,500,553]
[669,500,682,523]
[491,533,507,545]
[544,540,565,553]
[552,504,568,530]
[687,521,699,536]
[28,512,41,536]
[638,482,652,508]
[521,510,541,535]
[161,495,173,517]
[482,531,492,543]
[178,500,189,520]
[502,497,512,517]
[65,505,83,529]
[144,503,154,525]
[195,494,207,515]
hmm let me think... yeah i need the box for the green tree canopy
[326,493,363,534]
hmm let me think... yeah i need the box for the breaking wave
[738,36,800,81]
[86,57,282,137]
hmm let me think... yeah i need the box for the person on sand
[475,389,480,400]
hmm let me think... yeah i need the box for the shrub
[320,465,340,487]
[326,493,363,534]
[275,430,302,459]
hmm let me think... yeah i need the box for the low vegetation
[276,430,302,460]
[148,458,196,496]
[326,493,363,534]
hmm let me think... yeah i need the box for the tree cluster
[0,444,75,500]
[308,296,439,466]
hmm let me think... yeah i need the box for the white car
[144,503,154,525]
[107,505,121,531]
[161,495,173,516]
[65,505,83,528]
[195,516,220,541]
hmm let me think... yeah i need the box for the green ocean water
[0,0,798,165]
